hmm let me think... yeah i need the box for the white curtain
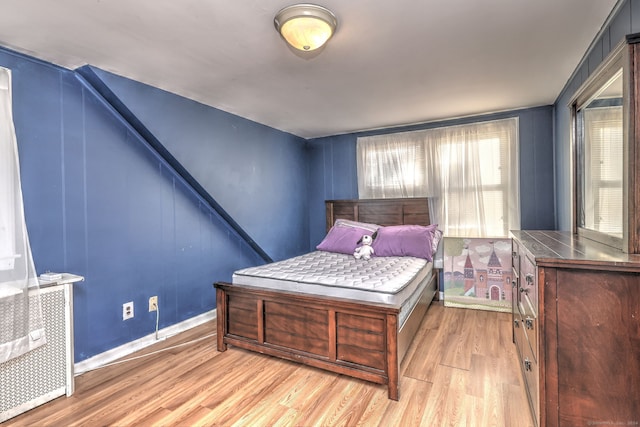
[0,66,45,362]
[357,118,519,238]
[583,106,623,236]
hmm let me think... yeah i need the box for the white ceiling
[0,0,619,138]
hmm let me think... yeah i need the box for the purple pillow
[316,225,371,254]
[372,224,439,261]
[334,219,380,233]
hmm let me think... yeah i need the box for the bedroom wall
[1,47,307,362]
[307,107,556,249]
[554,0,635,230]
[85,67,309,261]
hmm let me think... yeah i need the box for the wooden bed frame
[214,198,438,400]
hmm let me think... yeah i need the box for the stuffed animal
[354,232,377,260]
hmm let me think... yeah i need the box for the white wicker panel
[0,287,67,422]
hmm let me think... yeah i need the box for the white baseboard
[75,309,216,375]
[439,291,444,301]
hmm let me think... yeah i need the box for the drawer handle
[512,280,517,288]
[525,274,534,285]
[524,358,532,371]
[514,319,520,328]
[525,317,534,330]
[520,287,528,295]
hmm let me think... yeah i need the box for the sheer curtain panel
[0,67,45,362]
[582,106,623,237]
[357,118,519,237]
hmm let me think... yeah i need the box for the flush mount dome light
[274,4,337,51]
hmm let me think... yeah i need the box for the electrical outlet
[149,296,158,312]
[123,301,134,320]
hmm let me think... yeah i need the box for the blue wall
[554,0,636,230]
[86,67,309,261]
[307,107,556,248]
[2,47,308,362]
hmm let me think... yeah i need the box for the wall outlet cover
[123,302,134,320]
[149,296,158,312]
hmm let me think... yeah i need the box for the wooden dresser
[511,230,640,427]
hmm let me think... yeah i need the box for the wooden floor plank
[403,328,447,382]
[354,385,391,426]
[4,303,534,427]
[377,376,431,426]
[276,364,341,411]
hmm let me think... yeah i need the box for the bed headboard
[325,198,431,232]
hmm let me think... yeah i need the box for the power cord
[78,332,216,373]
[77,298,213,375]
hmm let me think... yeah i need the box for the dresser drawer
[515,300,538,364]
[522,313,537,362]
[512,240,522,345]
[519,254,538,362]
[520,254,537,316]
[513,310,526,367]
[517,323,539,426]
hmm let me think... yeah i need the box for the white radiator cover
[0,282,75,422]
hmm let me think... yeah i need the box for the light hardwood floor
[5,303,534,426]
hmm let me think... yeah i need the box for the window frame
[357,117,519,238]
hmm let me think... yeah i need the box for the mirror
[576,69,624,245]
[571,38,629,251]
[573,33,640,254]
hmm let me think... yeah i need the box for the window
[359,137,427,197]
[357,118,519,238]
[0,66,46,363]
[0,69,16,270]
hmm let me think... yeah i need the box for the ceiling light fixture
[274,4,337,52]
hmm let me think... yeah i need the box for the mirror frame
[570,34,640,253]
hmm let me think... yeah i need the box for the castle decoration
[444,238,512,313]
[480,242,511,301]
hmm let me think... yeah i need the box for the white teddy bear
[354,233,376,260]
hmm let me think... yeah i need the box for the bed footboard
[214,282,402,400]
